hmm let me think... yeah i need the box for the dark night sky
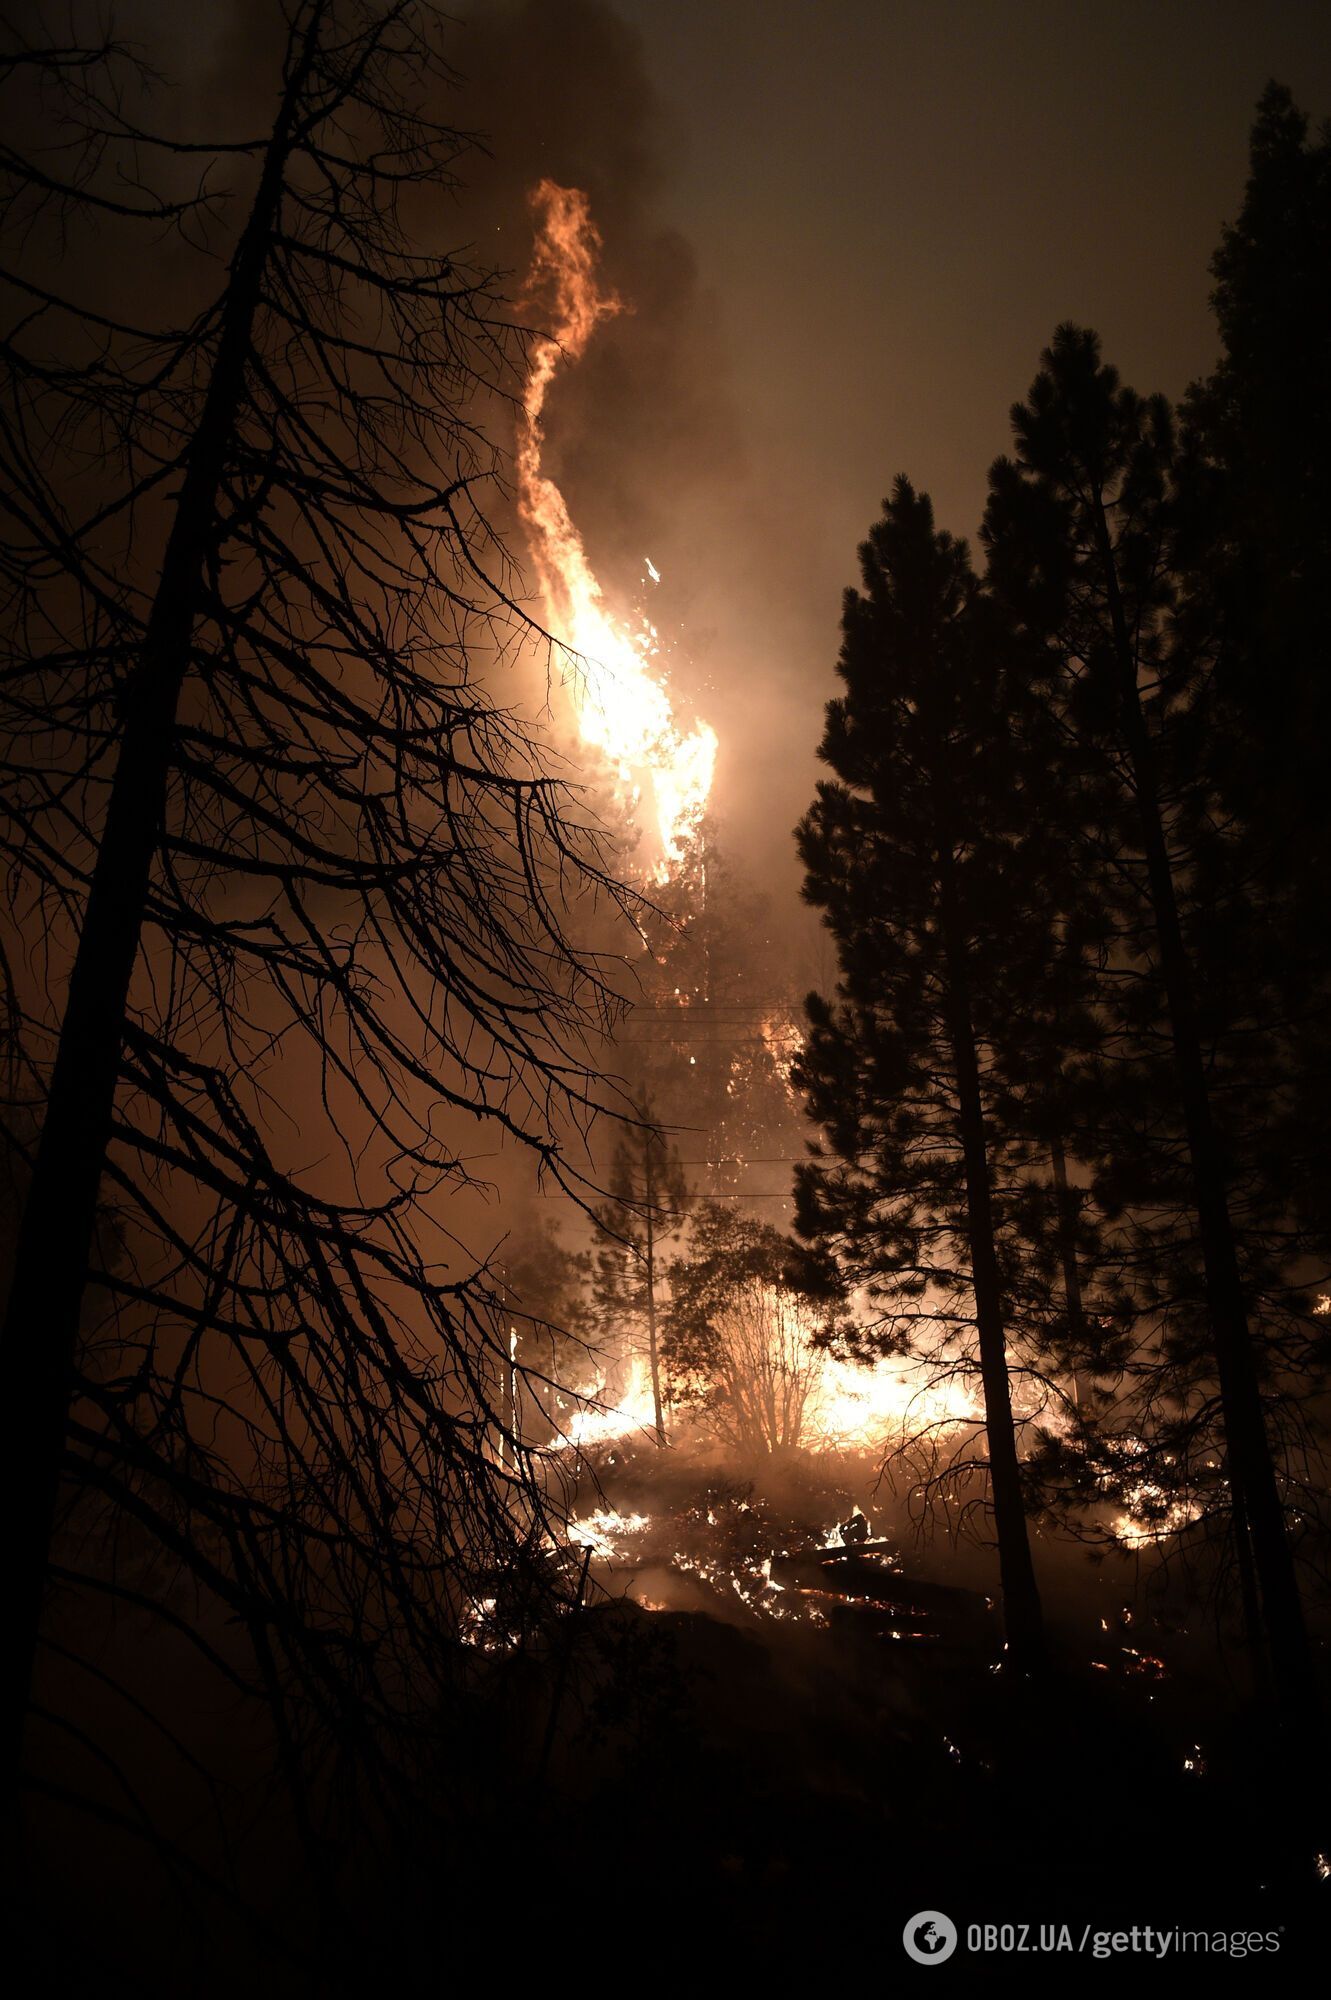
[610,0,1331,545]
[449,0,1331,895]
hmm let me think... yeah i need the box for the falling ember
[517,181,717,881]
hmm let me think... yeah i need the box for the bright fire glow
[1111,1487,1203,1549]
[554,1336,978,1456]
[1097,1437,1205,1548]
[555,1353,659,1451]
[811,1350,981,1447]
[568,1508,650,1559]
[517,182,717,882]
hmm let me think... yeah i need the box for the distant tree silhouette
[664,1199,829,1453]
[618,830,812,1198]
[1182,82,1330,880]
[591,1094,689,1442]
[497,1211,595,1438]
[0,0,635,1877]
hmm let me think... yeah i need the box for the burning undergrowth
[564,1440,992,1652]
[548,1423,1266,1717]
[569,1468,875,1630]
[450,1435,1293,1954]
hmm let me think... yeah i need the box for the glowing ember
[518,182,717,882]
[459,1596,520,1653]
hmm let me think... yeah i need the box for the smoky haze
[452,0,1331,901]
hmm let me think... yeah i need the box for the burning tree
[664,1200,834,1455]
[616,834,814,1198]
[0,0,636,1879]
[516,177,716,885]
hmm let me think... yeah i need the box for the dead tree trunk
[2,18,321,1776]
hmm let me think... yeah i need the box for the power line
[533,1189,795,1199]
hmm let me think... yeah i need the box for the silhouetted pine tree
[792,477,1096,1673]
[981,324,1321,1737]
[1179,82,1331,1282]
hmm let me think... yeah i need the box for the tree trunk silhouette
[937,845,1046,1675]
[642,1132,667,1445]
[1050,1133,1085,1406]
[2,15,322,1774]
[1090,492,1316,1733]
[2,5,643,1915]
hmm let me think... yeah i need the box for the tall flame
[517,182,717,881]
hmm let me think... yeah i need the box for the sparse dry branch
[0,0,637,1910]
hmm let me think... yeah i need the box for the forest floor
[20,1437,1328,1990]
[495,1437,1331,1967]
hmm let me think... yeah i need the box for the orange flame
[517,182,717,881]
